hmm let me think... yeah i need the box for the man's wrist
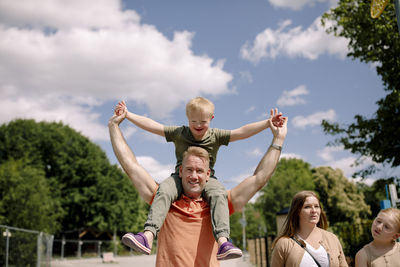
[271,136,285,146]
[270,143,282,151]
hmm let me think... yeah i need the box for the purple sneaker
[216,241,243,260]
[121,232,151,255]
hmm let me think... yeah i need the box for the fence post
[61,236,65,259]
[5,228,10,267]
[78,240,83,258]
[98,241,102,258]
[113,229,117,256]
[255,238,258,267]
[48,234,54,264]
[265,235,270,267]
[37,232,42,267]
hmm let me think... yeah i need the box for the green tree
[0,158,62,232]
[0,159,63,266]
[312,166,371,224]
[0,119,146,236]
[358,177,395,217]
[312,166,372,258]
[255,158,315,235]
[230,203,267,250]
[321,0,400,177]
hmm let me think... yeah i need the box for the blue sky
[0,0,398,189]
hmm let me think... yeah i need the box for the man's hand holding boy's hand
[114,100,128,117]
[270,108,284,128]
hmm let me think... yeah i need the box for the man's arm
[109,114,158,204]
[116,101,165,137]
[230,116,287,212]
[229,108,282,142]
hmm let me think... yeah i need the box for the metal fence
[0,225,53,267]
[52,238,119,259]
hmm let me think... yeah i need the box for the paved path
[52,253,253,267]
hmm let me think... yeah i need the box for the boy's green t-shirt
[164,125,230,177]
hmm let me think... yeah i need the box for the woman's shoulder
[319,228,339,239]
[319,228,343,246]
[274,236,295,249]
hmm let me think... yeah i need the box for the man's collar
[181,194,204,202]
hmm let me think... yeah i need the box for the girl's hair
[186,97,214,118]
[379,208,400,232]
[272,191,328,248]
[182,146,210,167]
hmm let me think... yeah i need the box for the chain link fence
[0,225,53,267]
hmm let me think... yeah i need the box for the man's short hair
[182,146,210,168]
[186,97,214,118]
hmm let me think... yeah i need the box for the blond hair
[379,208,400,232]
[186,97,214,118]
[182,146,210,168]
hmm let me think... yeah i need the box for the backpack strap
[291,237,322,267]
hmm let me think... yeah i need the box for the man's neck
[183,192,202,200]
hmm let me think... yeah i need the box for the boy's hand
[114,101,128,117]
[270,108,284,128]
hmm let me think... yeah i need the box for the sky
[1,0,398,190]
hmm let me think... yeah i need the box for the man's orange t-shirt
[155,191,234,267]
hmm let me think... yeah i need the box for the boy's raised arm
[229,108,282,142]
[116,101,165,137]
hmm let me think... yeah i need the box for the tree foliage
[321,0,400,177]
[230,204,266,250]
[357,177,395,217]
[0,158,62,233]
[312,166,371,224]
[256,158,315,235]
[0,119,147,235]
[312,166,372,257]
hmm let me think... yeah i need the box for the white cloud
[240,17,348,64]
[247,148,264,157]
[238,71,253,83]
[225,169,253,185]
[0,0,139,29]
[317,145,344,162]
[0,95,109,140]
[281,152,304,160]
[292,109,336,129]
[321,156,359,178]
[137,156,175,183]
[268,0,338,11]
[317,146,380,181]
[0,0,233,141]
[120,126,137,139]
[245,106,256,114]
[277,85,309,107]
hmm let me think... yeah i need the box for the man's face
[179,154,210,199]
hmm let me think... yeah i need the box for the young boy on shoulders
[115,97,283,260]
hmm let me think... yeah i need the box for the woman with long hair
[271,191,348,267]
